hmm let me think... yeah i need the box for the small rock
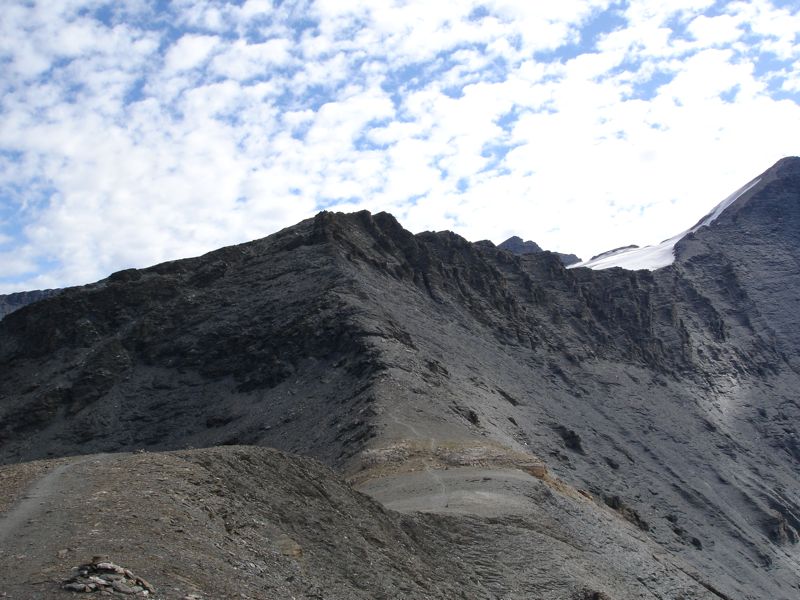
[136,577,156,592]
[112,580,137,594]
[96,561,124,573]
[276,533,303,557]
[63,559,156,596]
[57,549,69,559]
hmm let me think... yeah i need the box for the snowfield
[570,178,762,271]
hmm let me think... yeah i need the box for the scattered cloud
[164,34,220,74]
[0,0,798,292]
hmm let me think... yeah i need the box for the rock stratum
[1,157,799,599]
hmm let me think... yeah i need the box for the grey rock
[0,289,60,320]
[3,157,800,599]
[61,558,155,597]
[110,580,136,594]
[498,235,582,265]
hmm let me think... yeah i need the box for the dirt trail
[0,461,80,545]
[0,453,119,597]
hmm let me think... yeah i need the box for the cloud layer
[1,0,798,292]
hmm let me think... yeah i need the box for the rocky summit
[497,235,582,266]
[1,157,799,599]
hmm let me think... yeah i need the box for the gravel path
[0,462,78,546]
[0,454,120,598]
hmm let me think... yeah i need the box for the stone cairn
[62,556,156,596]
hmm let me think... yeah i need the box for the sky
[1,0,799,293]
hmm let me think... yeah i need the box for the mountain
[498,235,582,265]
[1,157,799,598]
[0,288,60,320]
[570,159,785,271]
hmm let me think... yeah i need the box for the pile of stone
[62,557,155,596]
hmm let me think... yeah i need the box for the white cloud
[0,0,798,293]
[729,0,800,60]
[658,48,757,102]
[210,38,293,80]
[164,34,220,73]
[687,14,743,46]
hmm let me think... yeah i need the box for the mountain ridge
[1,158,799,598]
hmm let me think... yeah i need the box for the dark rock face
[0,289,60,320]
[1,158,800,598]
[498,235,543,254]
[675,156,800,371]
[0,216,382,468]
[498,235,581,266]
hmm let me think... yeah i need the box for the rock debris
[62,557,155,596]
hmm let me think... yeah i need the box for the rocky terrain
[1,157,799,598]
[497,235,582,265]
[0,446,727,599]
[0,288,59,320]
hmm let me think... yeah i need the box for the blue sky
[1,0,799,292]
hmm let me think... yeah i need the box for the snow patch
[570,178,762,271]
[693,178,761,230]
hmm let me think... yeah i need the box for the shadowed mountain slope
[1,158,799,599]
[0,288,60,320]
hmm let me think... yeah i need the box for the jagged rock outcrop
[498,235,544,254]
[1,158,799,599]
[498,235,582,265]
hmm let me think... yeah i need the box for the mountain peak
[772,155,800,172]
[498,236,581,266]
[498,236,543,254]
[572,157,799,271]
